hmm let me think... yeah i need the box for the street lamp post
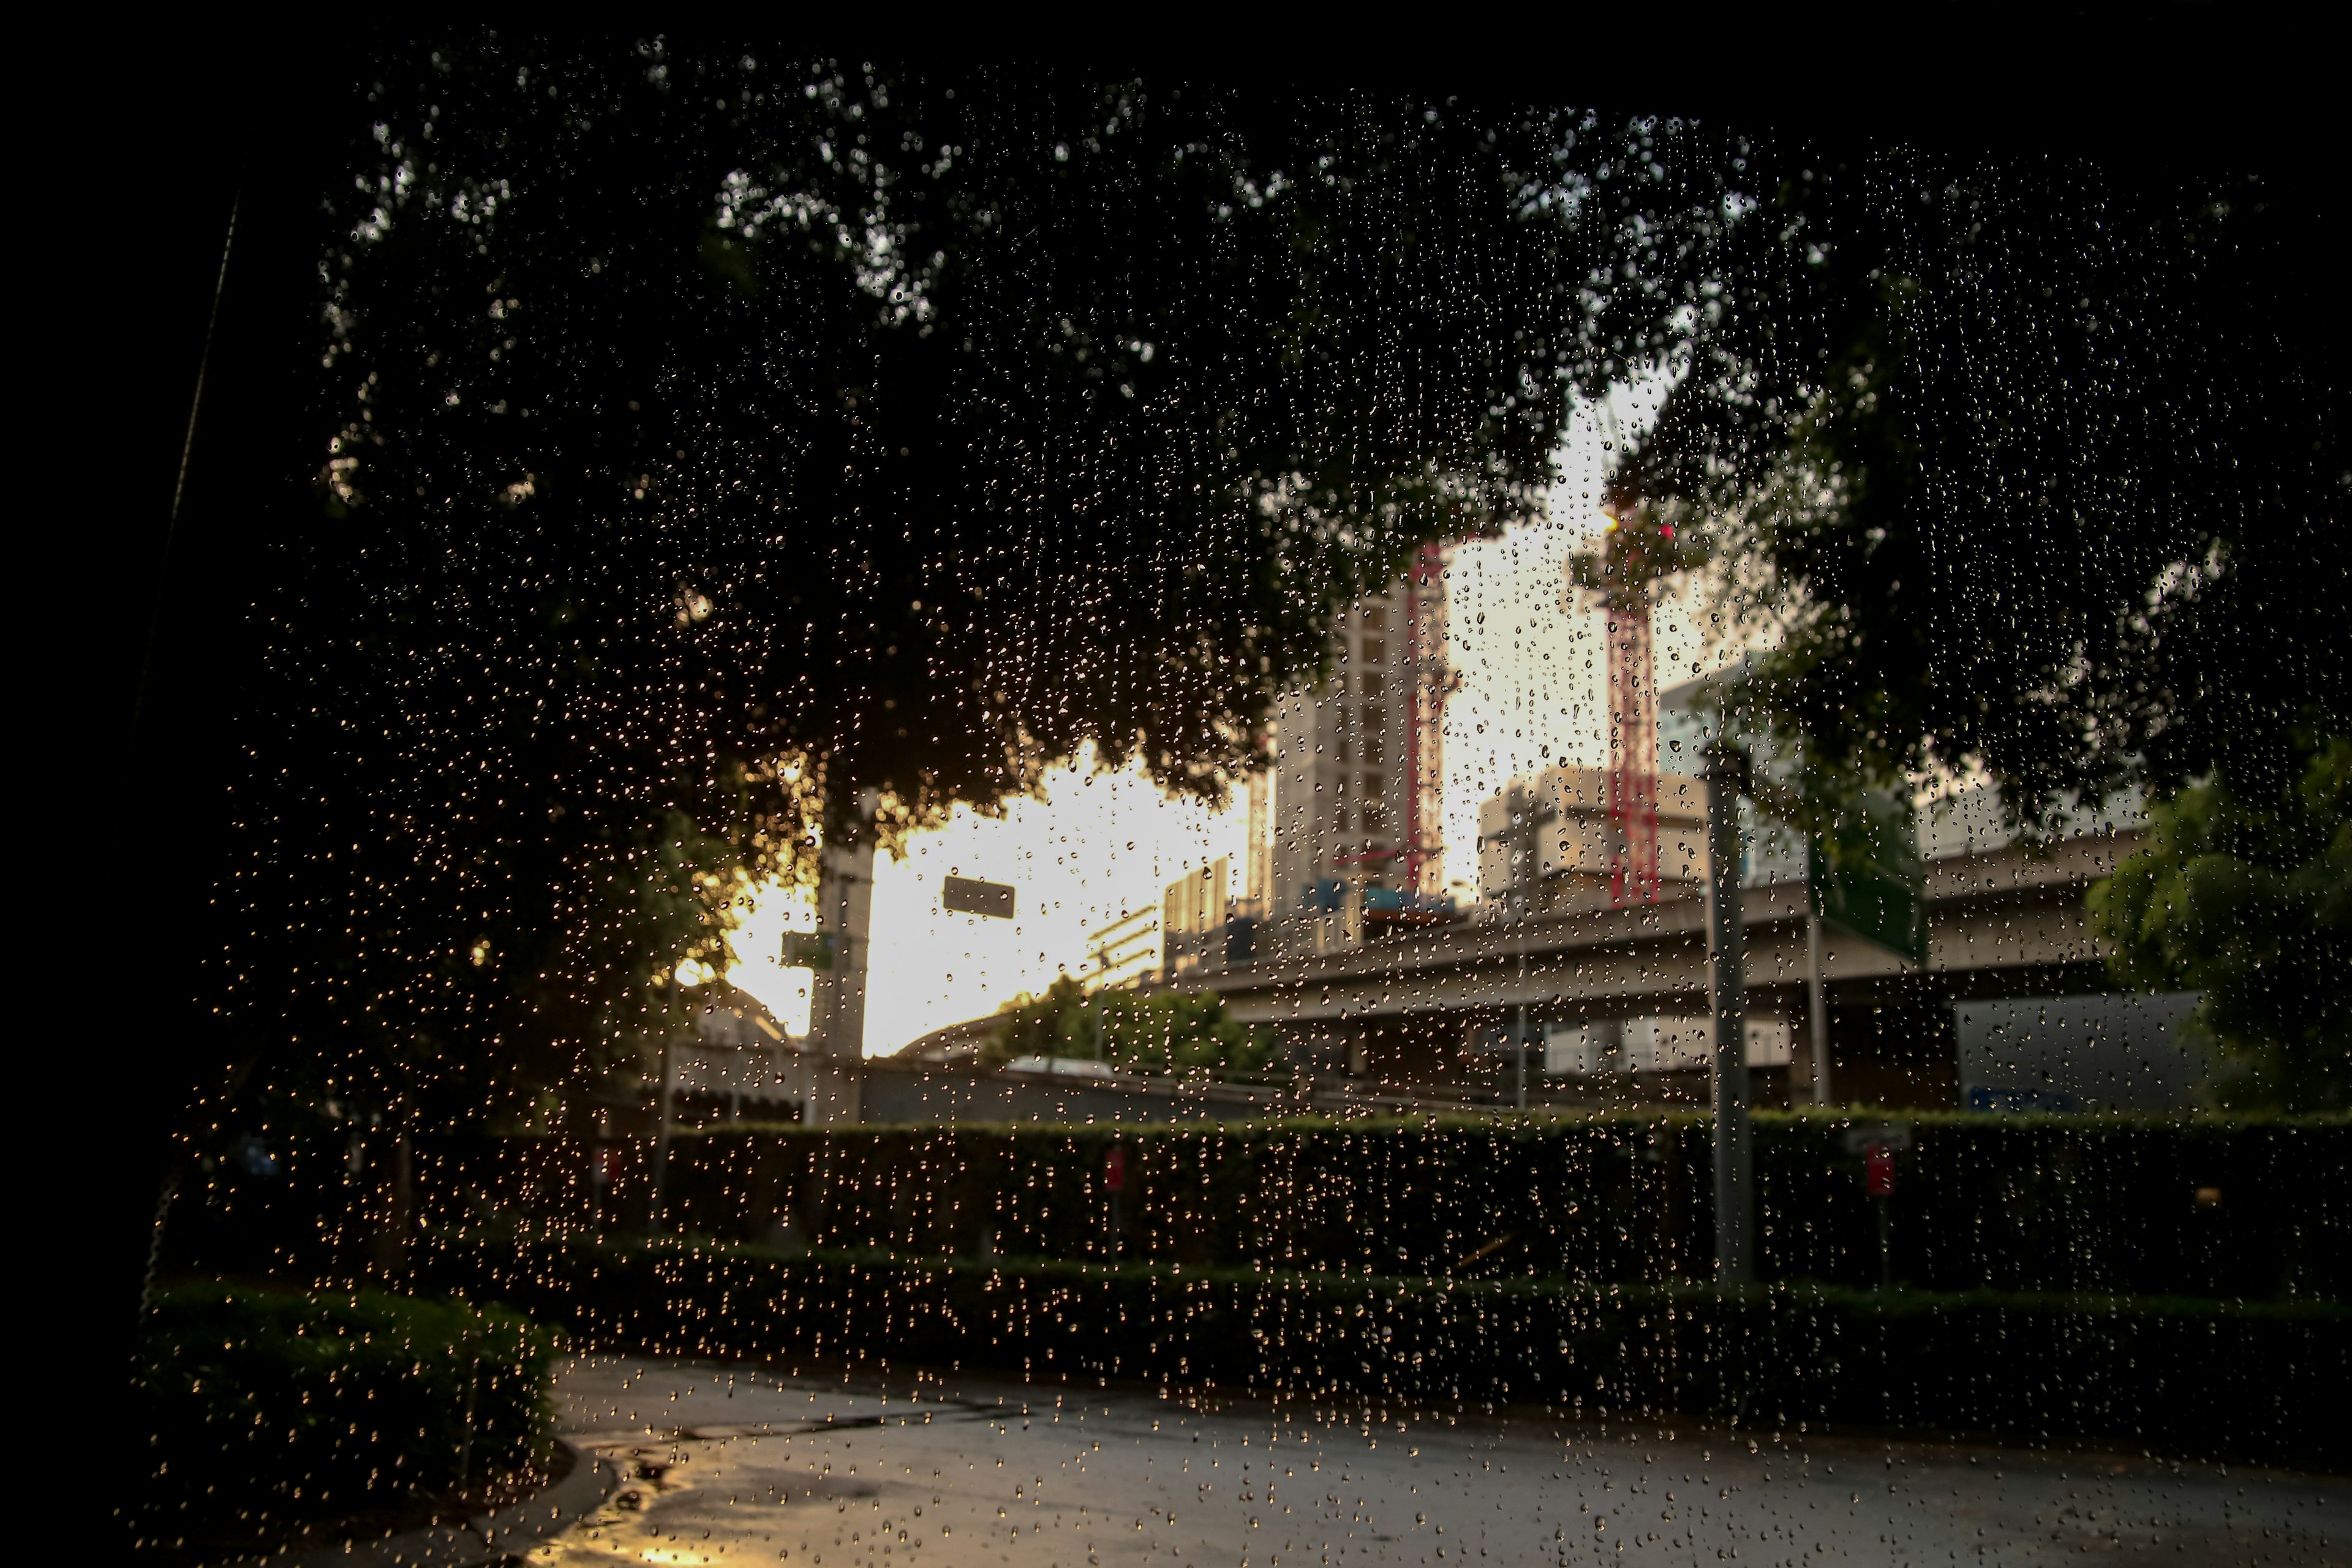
[1513,939,1529,1112]
[1703,741,1754,1285]
[1510,779,1534,1112]
[648,1030,675,1235]
[1806,908,1833,1106]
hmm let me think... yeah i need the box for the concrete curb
[260,1438,615,1567]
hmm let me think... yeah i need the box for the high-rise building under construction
[1248,545,1455,954]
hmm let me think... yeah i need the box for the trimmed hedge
[428,1232,2348,1469]
[417,1111,2349,1300]
[151,1109,2343,1474]
[134,1283,559,1540]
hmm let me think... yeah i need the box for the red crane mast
[1606,597,1661,905]
[1569,503,1703,907]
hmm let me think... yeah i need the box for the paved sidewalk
[256,1439,614,1567]
[525,1355,2348,1566]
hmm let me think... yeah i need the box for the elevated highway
[1166,831,2143,1101]
[664,830,2145,1121]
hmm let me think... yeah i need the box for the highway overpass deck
[1167,831,2141,1029]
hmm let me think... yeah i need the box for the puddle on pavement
[538,1417,956,1566]
[522,1358,2352,1567]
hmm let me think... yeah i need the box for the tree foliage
[1578,130,2343,1099]
[1592,130,2344,820]
[210,65,2345,1131]
[984,975,1280,1074]
[2091,729,2351,1110]
[231,52,1605,1123]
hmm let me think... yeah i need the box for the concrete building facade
[1259,560,1453,959]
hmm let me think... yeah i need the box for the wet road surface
[527,1355,2347,1567]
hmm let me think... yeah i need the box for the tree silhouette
[1586,126,2343,818]
[222,55,1599,1123]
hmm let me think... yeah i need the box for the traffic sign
[943,875,1016,919]
[1809,792,1926,967]
[780,932,835,970]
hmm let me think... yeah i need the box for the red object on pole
[1607,603,1661,906]
[1865,1144,1897,1197]
[1103,1144,1127,1195]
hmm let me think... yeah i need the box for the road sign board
[1809,793,1926,966]
[1841,1124,1913,1154]
[780,932,835,970]
[1104,1145,1127,1194]
[943,875,1017,919]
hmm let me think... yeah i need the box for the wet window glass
[124,48,2346,1567]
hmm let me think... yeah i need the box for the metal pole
[1703,743,1753,1284]
[389,1126,413,1281]
[1513,996,1528,1111]
[1512,781,1532,1111]
[1875,1194,1893,1291]
[456,1344,480,1489]
[134,190,239,737]
[1806,910,1833,1106]
[649,1033,674,1234]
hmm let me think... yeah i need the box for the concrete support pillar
[1703,743,1754,1286]
[1806,909,1834,1106]
[805,790,876,1126]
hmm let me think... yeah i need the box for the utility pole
[806,790,879,1126]
[648,1032,674,1234]
[1513,970,1529,1111]
[1509,778,1535,1112]
[1703,741,1754,1285]
[1745,769,1833,1108]
[1806,908,1833,1106]
[1513,850,1528,1114]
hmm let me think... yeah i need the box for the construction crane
[1567,498,1707,905]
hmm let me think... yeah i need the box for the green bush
[135,1282,559,1536]
[982,974,1280,1072]
[592,1111,2346,1300]
[2092,728,2351,1110]
[428,1233,2347,1470]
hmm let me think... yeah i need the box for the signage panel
[1809,792,1927,966]
[780,932,835,970]
[943,875,1017,919]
